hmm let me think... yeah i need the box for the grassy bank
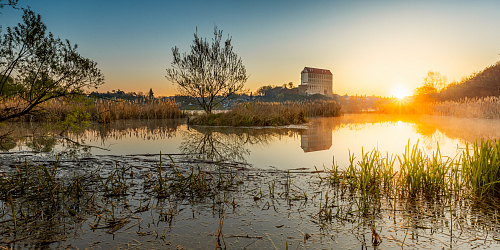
[0,97,185,123]
[188,100,342,126]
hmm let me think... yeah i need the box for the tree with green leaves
[0,9,104,122]
[165,26,248,114]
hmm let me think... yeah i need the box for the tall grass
[189,100,342,126]
[90,98,184,122]
[0,97,184,123]
[431,96,500,119]
[329,139,500,201]
[461,139,500,199]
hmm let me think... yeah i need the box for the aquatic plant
[91,98,184,123]
[144,155,243,200]
[461,138,500,199]
[97,163,131,197]
[0,162,98,245]
[189,100,342,126]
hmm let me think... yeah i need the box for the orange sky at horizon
[4,1,499,98]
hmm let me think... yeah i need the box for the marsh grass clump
[144,155,243,199]
[313,138,500,234]
[322,139,500,216]
[97,163,131,197]
[461,138,500,199]
[0,162,97,244]
[398,142,452,198]
[189,100,342,126]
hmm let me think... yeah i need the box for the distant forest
[439,62,500,101]
[90,89,156,101]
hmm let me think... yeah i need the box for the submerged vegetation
[3,138,500,248]
[188,100,342,126]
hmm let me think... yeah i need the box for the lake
[3,113,500,249]
[11,113,498,170]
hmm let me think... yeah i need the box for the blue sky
[2,0,500,97]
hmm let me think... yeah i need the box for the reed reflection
[0,119,184,155]
[82,119,184,143]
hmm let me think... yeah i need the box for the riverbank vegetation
[431,96,500,119]
[188,100,342,126]
[3,139,500,248]
[1,97,184,124]
[0,9,104,123]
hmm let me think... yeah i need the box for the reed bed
[189,100,342,126]
[4,140,500,247]
[431,96,500,119]
[90,98,184,122]
[0,97,184,123]
[323,139,500,202]
[0,156,244,247]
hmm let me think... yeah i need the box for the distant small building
[299,67,334,97]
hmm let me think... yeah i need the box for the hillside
[439,62,500,101]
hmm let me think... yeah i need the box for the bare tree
[0,9,104,122]
[166,26,248,114]
[0,0,18,13]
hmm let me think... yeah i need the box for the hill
[439,62,500,101]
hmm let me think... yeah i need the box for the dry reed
[0,97,184,123]
[189,100,342,126]
[90,98,184,122]
[431,96,500,119]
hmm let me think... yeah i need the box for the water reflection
[180,126,304,162]
[82,119,183,143]
[301,120,332,152]
[4,115,500,170]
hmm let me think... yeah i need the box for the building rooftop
[303,67,333,75]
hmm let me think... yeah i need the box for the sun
[391,86,410,100]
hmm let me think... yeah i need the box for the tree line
[414,62,500,102]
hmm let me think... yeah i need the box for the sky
[2,0,500,97]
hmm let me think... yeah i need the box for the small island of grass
[188,100,342,126]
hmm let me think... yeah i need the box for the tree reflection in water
[180,126,304,163]
[0,119,185,157]
[82,119,184,143]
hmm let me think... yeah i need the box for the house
[298,67,334,97]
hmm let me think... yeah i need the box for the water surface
[8,114,500,170]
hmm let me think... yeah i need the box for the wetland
[2,114,500,249]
